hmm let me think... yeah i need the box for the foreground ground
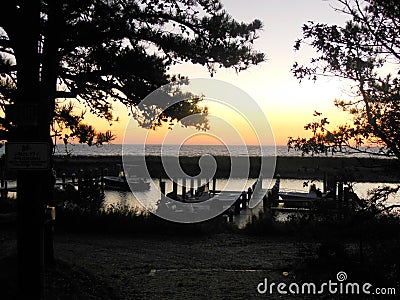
[1,229,318,299]
[2,227,399,299]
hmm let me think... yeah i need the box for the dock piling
[190,178,194,196]
[160,181,166,198]
[61,172,66,189]
[212,176,216,194]
[241,191,247,209]
[247,187,253,205]
[338,182,344,210]
[182,178,186,200]
[71,173,76,185]
[172,180,178,198]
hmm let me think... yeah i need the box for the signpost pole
[6,1,60,298]
[9,1,46,299]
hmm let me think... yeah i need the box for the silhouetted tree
[289,0,400,159]
[0,0,264,141]
[289,0,400,213]
[0,1,265,297]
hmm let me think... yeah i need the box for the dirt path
[53,233,313,299]
[1,229,317,299]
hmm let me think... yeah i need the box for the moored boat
[103,167,150,191]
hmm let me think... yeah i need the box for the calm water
[6,177,396,212]
[48,143,388,158]
[49,144,395,211]
[53,144,284,156]
[3,143,397,216]
[0,142,386,157]
[103,178,400,212]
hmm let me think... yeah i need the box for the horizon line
[62,143,288,147]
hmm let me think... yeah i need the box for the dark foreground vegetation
[1,186,400,299]
[246,209,400,290]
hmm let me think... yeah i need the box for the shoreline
[47,155,400,183]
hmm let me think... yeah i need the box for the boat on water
[274,178,362,210]
[103,166,150,191]
[165,184,212,203]
[277,191,324,209]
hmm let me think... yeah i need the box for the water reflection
[102,178,400,212]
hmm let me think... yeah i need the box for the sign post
[7,1,47,299]
[6,143,50,170]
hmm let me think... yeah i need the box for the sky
[86,0,354,146]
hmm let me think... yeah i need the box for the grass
[55,204,238,236]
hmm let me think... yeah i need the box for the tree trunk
[12,1,47,299]
[40,0,62,266]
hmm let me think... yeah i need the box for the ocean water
[54,144,281,156]
[0,142,385,157]
[51,143,386,158]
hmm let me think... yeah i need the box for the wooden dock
[158,176,271,227]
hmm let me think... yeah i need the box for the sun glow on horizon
[78,0,354,148]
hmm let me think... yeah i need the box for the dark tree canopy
[0,0,264,145]
[289,0,400,159]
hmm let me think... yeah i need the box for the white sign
[6,142,50,170]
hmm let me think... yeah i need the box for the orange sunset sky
[83,0,353,146]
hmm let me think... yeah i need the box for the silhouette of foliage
[289,0,400,159]
[0,76,116,149]
[289,0,400,211]
[52,101,115,152]
[0,0,264,140]
[131,80,209,131]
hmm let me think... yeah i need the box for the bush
[54,204,237,236]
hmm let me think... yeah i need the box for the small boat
[277,190,322,208]
[103,168,150,191]
[272,180,325,209]
[165,184,212,203]
[278,190,322,201]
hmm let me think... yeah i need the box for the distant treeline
[45,155,400,183]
